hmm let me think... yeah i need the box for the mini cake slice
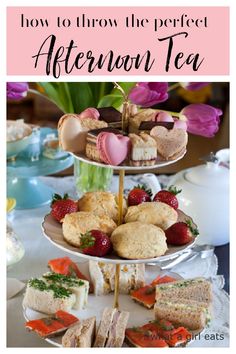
[98,107,122,129]
[129,133,157,166]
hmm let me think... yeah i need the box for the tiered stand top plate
[71,150,186,170]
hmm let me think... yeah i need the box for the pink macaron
[79,107,100,120]
[97,132,130,166]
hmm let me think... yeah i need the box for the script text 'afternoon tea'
[32,32,204,78]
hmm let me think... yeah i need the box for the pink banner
[7,7,229,77]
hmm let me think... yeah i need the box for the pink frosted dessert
[97,132,130,166]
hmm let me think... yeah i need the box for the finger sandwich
[94,307,129,347]
[154,278,212,330]
[23,272,89,314]
[154,298,211,330]
[89,261,145,295]
[62,317,96,347]
[42,272,89,310]
[155,277,212,303]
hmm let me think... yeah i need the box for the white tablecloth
[7,176,229,347]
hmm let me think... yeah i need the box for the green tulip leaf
[97,94,124,109]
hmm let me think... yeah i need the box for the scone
[78,191,127,223]
[111,222,167,259]
[58,113,108,153]
[62,212,117,247]
[124,202,178,230]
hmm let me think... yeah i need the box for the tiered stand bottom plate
[23,262,185,348]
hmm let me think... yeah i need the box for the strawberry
[128,185,152,206]
[51,193,78,222]
[80,230,112,257]
[153,185,181,210]
[165,220,199,245]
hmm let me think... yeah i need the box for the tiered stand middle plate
[42,152,197,309]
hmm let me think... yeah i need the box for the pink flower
[180,82,210,91]
[129,82,168,107]
[181,104,222,137]
[79,107,100,120]
[7,82,29,100]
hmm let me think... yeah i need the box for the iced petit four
[129,133,157,166]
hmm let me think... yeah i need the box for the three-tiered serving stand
[42,100,196,311]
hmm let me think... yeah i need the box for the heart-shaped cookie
[58,114,107,153]
[97,132,130,166]
[150,126,188,159]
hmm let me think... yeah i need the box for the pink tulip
[7,82,29,100]
[129,82,168,107]
[180,82,210,91]
[154,111,174,122]
[79,107,100,120]
[181,104,222,137]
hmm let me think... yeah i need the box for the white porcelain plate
[71,150,186,171]
[42,210,197,265]
[23,263,184,347]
